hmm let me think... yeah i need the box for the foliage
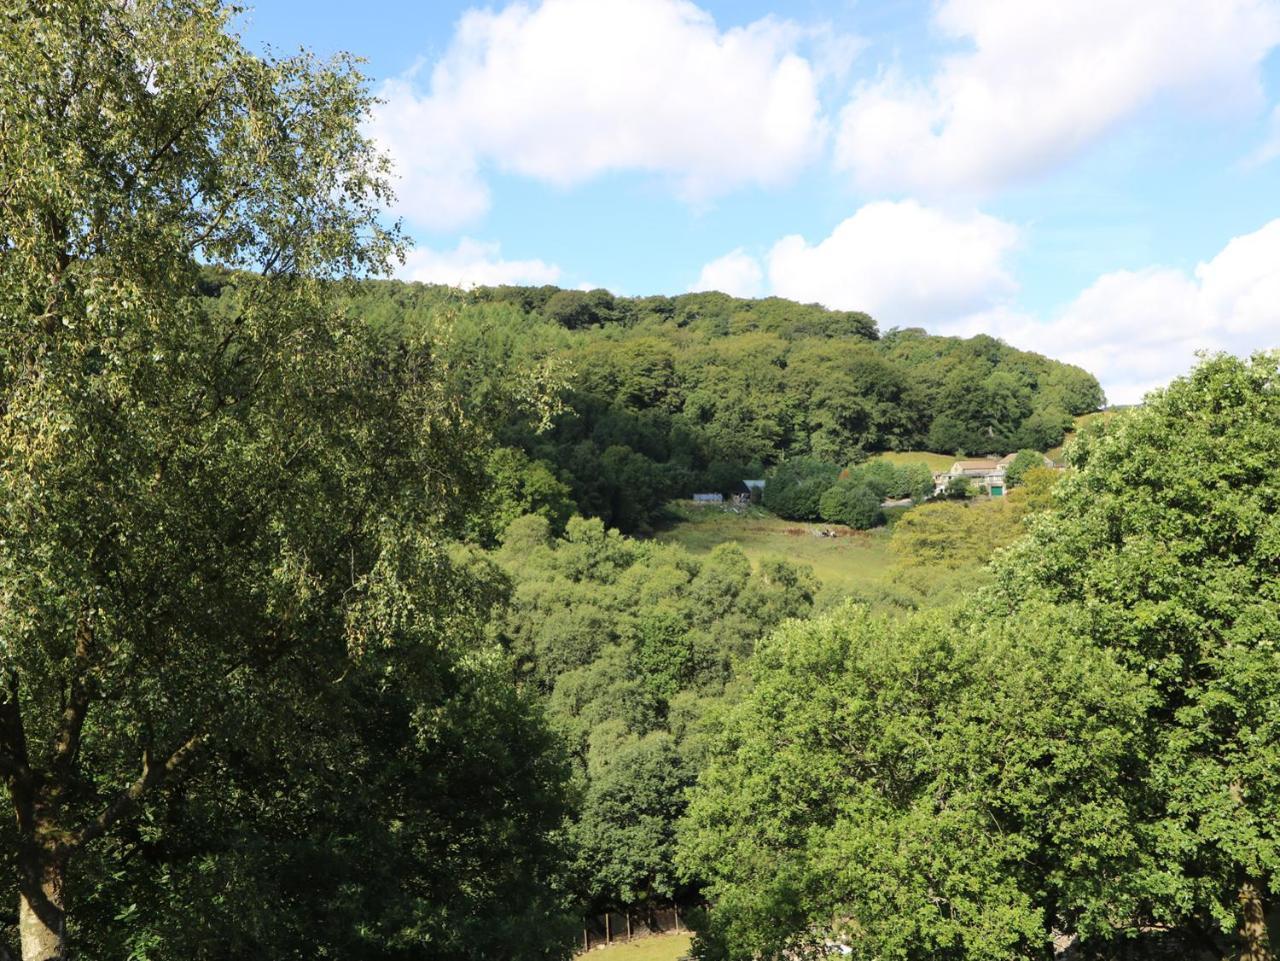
[471,446,577,544]
[680,603,1150,961]
[944,475,975,499]
[817,481,883,530]
[989,352,1280,956]
[896,461,937,500]
[842,459,934,501]
[1003,449,1047,488]
[762,458,839,520]
[492,518,815,911]
[0,4,571,959]
[572,733,694,905]
[880,476,1060,610]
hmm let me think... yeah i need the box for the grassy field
[870,450,957,471]
[655,504,895,607]
[580,932,692,960]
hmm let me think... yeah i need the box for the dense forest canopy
[328,278,1105,533]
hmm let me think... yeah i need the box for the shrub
[818,481,884,529]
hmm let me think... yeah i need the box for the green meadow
[654,503,898,608]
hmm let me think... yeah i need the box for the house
[935,459,1008,497]
[692,493,724,503]
[933,453,1056,497]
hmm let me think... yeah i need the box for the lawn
[654,504,896,607]
[580,932,692,961]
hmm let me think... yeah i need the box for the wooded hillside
[320,278,1105,533]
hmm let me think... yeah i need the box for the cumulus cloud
[970,220,1280,404]
[399,238,561,287]
[764,200,1020,325]
[373,0,832,229]
[690,248,765,298]
[836,0,1280,194]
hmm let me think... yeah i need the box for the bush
[818,480,884,529]
[847,460,935,501]
[763,457,839,520]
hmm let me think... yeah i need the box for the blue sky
[239,0,1280,403]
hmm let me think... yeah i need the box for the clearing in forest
[654,504,896,607]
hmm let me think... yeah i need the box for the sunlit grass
[654,503,896,608]
[580,932,693,961]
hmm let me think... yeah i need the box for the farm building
[732,479,766,504]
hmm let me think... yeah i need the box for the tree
[472,446,575,544]
[0,5,569,958]
[1013,405,1072,451]
[680,603,1149,961]
[542,288,619,329]
[818,481,883,530]
[1003,449,1047,488]
[763,458,839,521]
[572,733,695,908]
[894,462,937,501]
[881,492,1047,610]
[493,521,815,918]
[990,353,1280,961]
[925,413,973,455]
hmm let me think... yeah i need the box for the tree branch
[51,618,94,777]
[72,731,205,851]
[137,72,232,181]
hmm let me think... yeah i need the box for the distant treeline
[327,279,1104,533]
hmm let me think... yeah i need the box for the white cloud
[690,248,765,298]
[765,200,1020,325]
[969,220,1280,404]
[374,0,832,229]
[836,0,1280,194]
[399,238,561,287]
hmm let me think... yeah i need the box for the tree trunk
[17,858,65,961]
[1239,879,1272,961]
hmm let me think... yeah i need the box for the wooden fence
[581,903,685,952]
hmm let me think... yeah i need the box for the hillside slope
[219,275,1103,533]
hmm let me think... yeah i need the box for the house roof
[951,459,1003,472]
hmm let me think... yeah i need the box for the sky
[239,0,1280,404]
